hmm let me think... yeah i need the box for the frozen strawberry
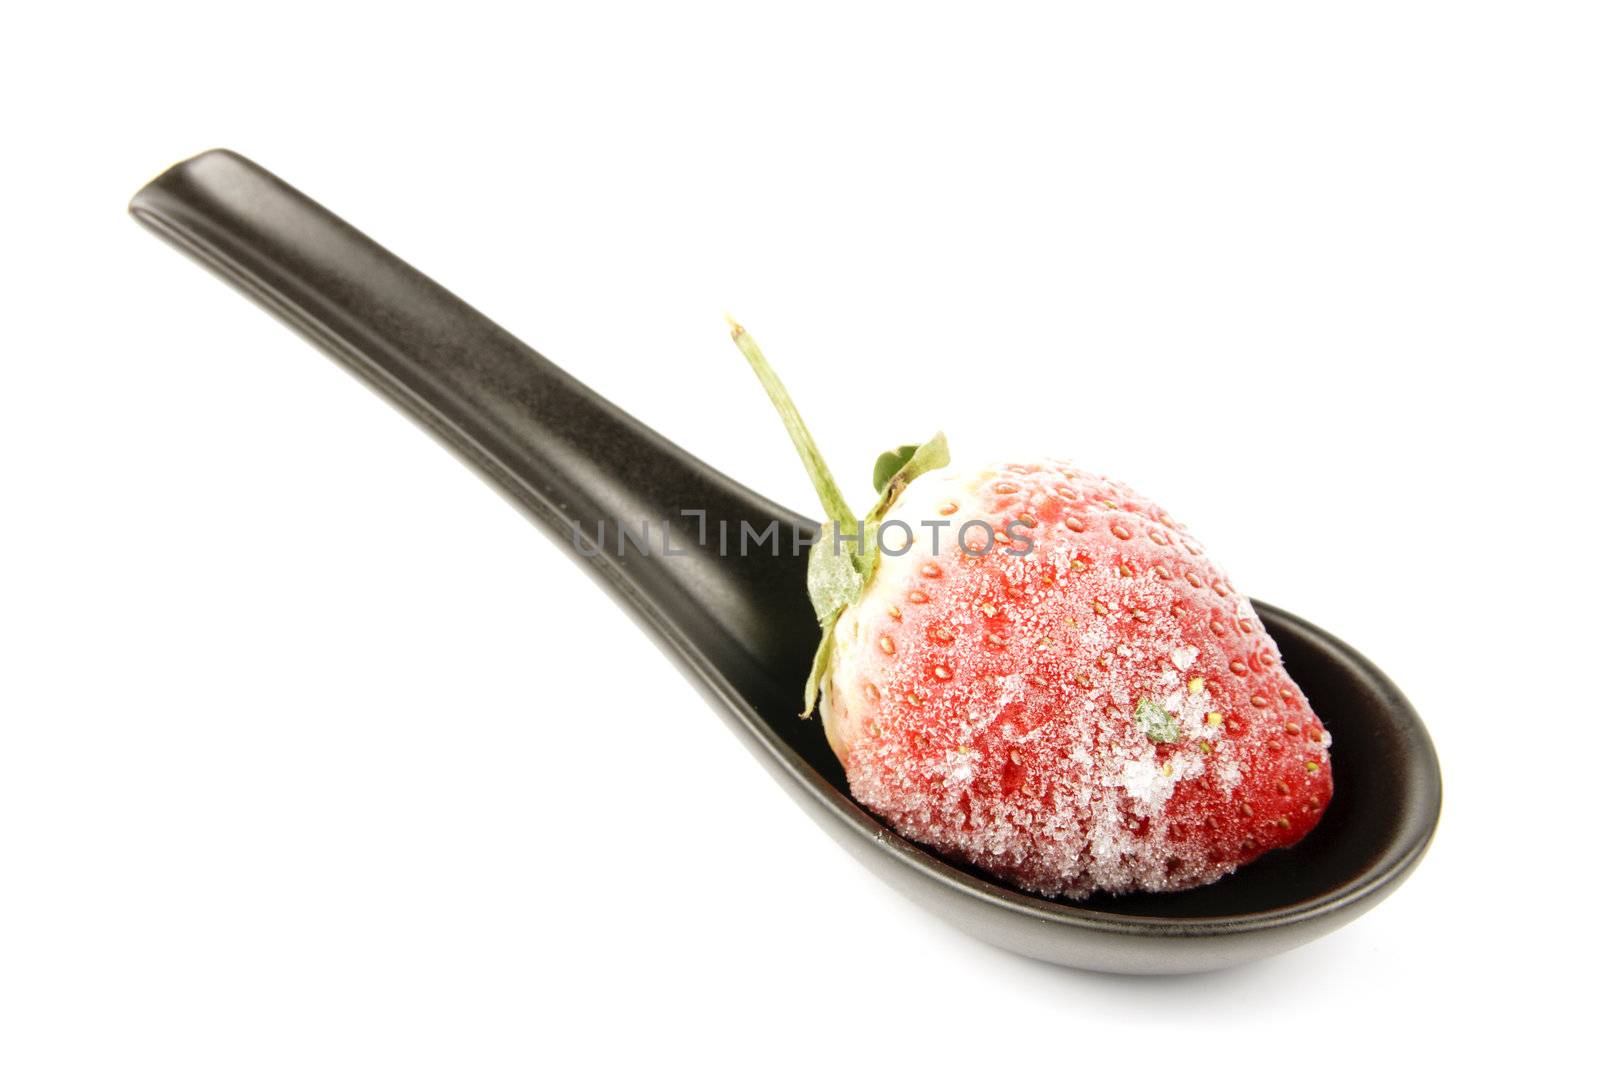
[731,320,1333,898]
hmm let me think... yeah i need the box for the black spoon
[129,150,1441,975]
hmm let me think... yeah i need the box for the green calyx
[1136,696,1182,744]
[728,317,949,717]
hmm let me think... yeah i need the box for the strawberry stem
[725,317,950,720]
[727,316,857,532]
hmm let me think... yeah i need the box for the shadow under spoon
[129,149,1441,975]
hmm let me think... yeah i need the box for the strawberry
[731,320,1333,898]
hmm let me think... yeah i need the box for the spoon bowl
[130,149,1442,974]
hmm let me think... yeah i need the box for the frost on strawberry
[730,321,1333,899]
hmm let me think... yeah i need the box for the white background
[3,3,1594,1063]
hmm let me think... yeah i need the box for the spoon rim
[723,597,1441,937]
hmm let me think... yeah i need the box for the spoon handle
[129,150,814,679]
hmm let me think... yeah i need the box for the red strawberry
[731,320,1332,898]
